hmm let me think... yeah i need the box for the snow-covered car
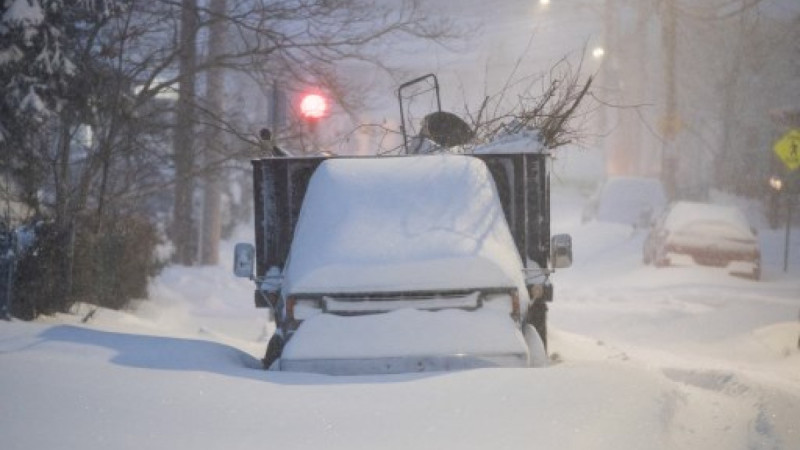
[642,201,761,279]
[582,176,667,227]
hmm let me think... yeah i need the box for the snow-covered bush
[10,214,162,319]
[71,214,163,311]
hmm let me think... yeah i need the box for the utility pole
[632,0,650,175]
[717,0,748,191]
[661,0,678,200]
[600,0,617,174]
[173,0,198,265]
[271,79,283,137]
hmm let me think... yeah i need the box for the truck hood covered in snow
[282,155,527,297]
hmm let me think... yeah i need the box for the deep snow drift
[1,184,799,450]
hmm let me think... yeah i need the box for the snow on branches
[0,0,117,142]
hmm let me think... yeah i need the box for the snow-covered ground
[1,183,798,450]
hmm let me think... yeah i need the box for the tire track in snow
[659,367,798,450]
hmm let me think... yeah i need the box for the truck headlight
[287,297,323,321]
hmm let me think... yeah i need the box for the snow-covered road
[547,188,800,449]
[2,184,798,450]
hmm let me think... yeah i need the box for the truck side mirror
[551,234,572,269]
[233,243,255,279]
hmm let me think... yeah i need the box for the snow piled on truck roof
[283,154,526,295]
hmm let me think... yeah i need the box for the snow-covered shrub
[10,221,64,319]
[10,214,163,319]
[71,214,163,311]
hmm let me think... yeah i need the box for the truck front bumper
[277,352,529,375]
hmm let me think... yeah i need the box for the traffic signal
[299,92,328,120]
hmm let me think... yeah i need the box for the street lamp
[298,91,329,152]
[299,93,328,121]
[592,46,605,60]
[769,175,784,192]
[768,173,796,272]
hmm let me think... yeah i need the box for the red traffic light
[299,93,328,120]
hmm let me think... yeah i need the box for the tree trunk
[173,0,198,266]
[54,120,75,313]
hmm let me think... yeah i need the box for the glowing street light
[539,0,551,5]
[299,93,328,120]
[769,175,784,192]
[592,46,605,60]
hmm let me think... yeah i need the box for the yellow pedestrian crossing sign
[774,129,800,171]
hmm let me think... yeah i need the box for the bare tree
[2,0,460,314]
[384,46,595,156]
[465,61,593,150]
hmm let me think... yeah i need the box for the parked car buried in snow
[234,152,572,375]
[642,201,761,280]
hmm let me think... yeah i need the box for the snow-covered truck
[234,151,572,375]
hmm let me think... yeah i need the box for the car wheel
[262,333,284,370]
